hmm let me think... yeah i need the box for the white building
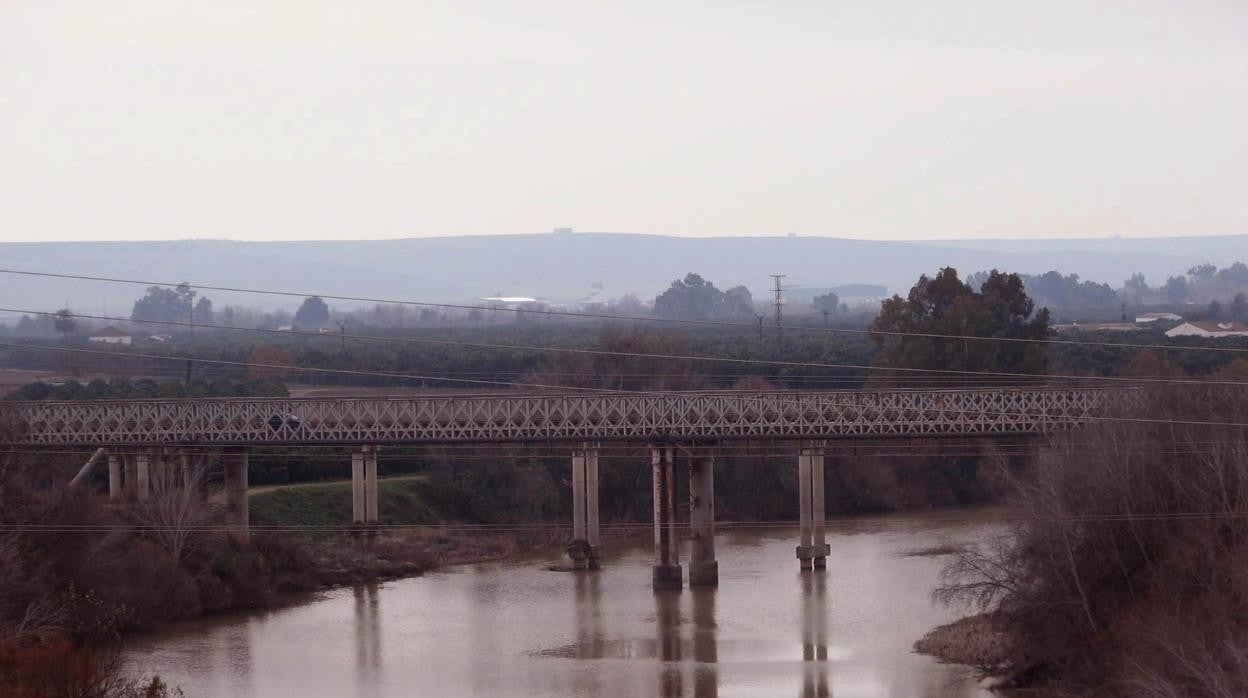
[1135,312,1183,323]
[88,326,132,345]
[1165,321,1248,339]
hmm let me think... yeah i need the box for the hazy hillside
[0,233,1241,314]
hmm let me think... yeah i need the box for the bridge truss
[3,388,1124,447]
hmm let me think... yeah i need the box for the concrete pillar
[135,452,150,501]
[651,444,682,589]
[123,455,137,498]
[795,445,830,569]
[351,448,366,525]
[364,446,380,524]
[572,449,587,541]
[108,454,122,501]
[688,450,718,586]
[571,444,602,569]
[585,445,600,567]
[224,451,249,540]
[180,451,193,490]
[811,446,827,569]
[798,448,812,570]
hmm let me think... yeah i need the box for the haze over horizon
[2,0,1245,244]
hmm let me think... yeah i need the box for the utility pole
[185,290,196,384]
[755,313,765,351]
[770,274,785,357]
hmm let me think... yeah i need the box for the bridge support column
[352,448,366,525]
[688,449,718,586]
[586,445,600,566]
[651,444,682,589]
[108,454,122,502]
[123,455,137,499]
[570,444,601,568]
[224,451,249,541]
[135,452,150,502]
[180,452,192,489]
[796,445,829,570]
[365,446,379,524]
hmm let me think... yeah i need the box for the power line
[3,341,1248,429]
[2,267,1247,356]
[3,307,1247,388]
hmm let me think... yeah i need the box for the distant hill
[0,233,1242,315]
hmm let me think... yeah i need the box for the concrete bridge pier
[571,443,601,568]
[123,455,137,499]
[108,453,123,501]
[352,446,381,527]
[688,449,718,586]
[352,449,365,524]
[224,451,249,541]
[796,445,829,570]
[365,446,379,525]
[180,451,193,490]
[650,444,682,589]
[134,452,151,501]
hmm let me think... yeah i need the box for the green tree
[294,296,331,329]
[52,308,75,342]
[1162,275,1188,303]
[1123,273,1149,304]
[653,273,754,321]
[131,283,205,326]
[193,297,214,325]
[1231,292,1247,322]
[1188,263,1217,282]
[1216,262,1248,284]
[812,292,840,315]
[870,268,1050,379]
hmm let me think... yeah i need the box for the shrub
[937,387,1248,693]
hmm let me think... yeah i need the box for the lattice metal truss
[1,389,1128,447]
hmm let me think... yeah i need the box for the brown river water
[124,510,999,697]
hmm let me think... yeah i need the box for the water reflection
[800,571,830,698]
[691,589,718,698]
[642,587,721,697]
[574,572,603,659]
[353,582,382,679]
[573,572,603,696]
[124,516,1000,698]
[656,590,683,696]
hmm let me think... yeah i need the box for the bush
[937,387,1248,694]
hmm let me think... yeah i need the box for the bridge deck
[2,388,1121,447]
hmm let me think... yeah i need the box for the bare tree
[934,386,1248,693]
[130,455,219,564]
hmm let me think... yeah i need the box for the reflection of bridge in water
[5,388,1121,588]
[571,568,832,697]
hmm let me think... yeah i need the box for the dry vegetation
[924,387,1248,695]
[0,433,506,697]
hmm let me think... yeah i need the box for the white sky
[1,0,1245,242]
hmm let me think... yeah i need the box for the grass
[249,476,438,529]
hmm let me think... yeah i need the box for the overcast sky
[1,0,1245,242]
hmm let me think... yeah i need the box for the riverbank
[260,529,518,592]
[914,613,1041,691]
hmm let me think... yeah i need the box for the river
[124,509,998,697]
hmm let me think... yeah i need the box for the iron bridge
[1,388,1127,447]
